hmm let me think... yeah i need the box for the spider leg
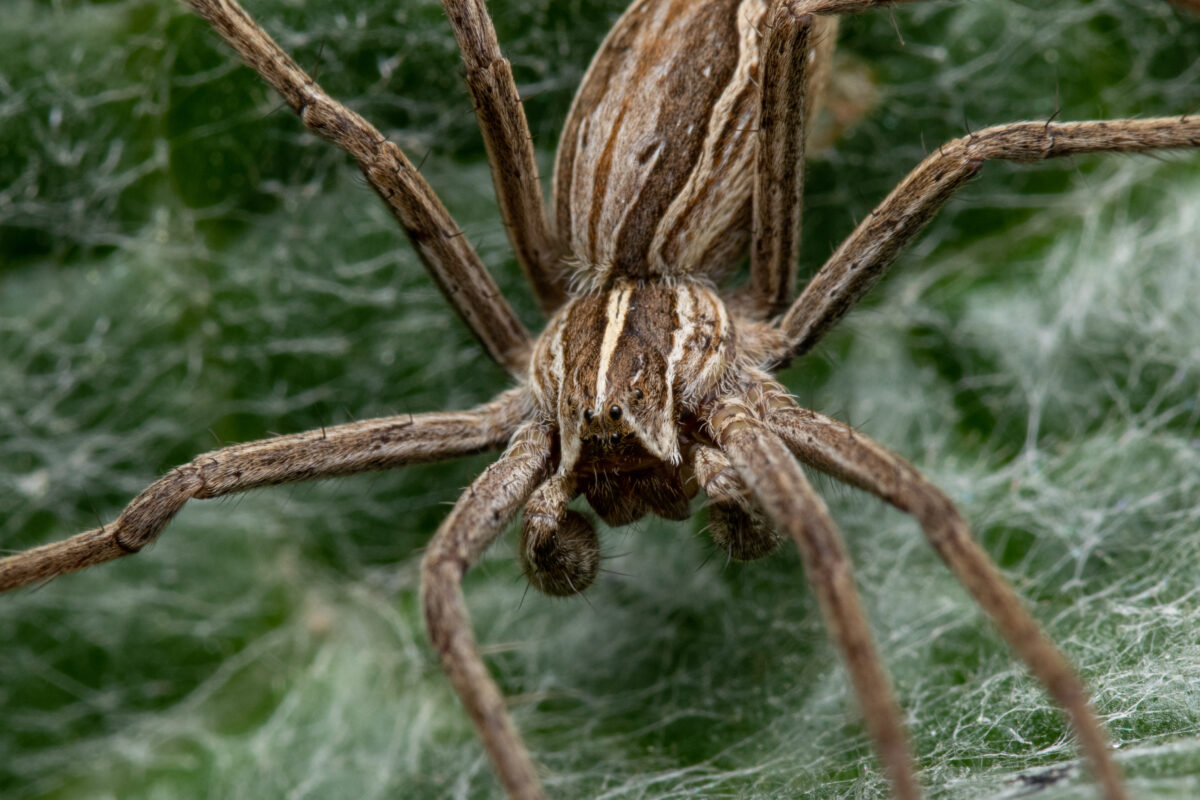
[186,0,532,374]
[441,0,565,314]
[0,389,530,594]
[777,112,1200,360]
[763,396,1129,800]
[747,4,837,318]
[422,419,556,800]
[709,396,921,800]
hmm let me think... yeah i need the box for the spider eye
[609,405,622,420]
[583,409,594,422]
[632,388,644,401]
[609,432,620,444]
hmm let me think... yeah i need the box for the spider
[3,0,1199,798]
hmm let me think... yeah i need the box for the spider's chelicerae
[4,0,1200,797]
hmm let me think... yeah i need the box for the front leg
[422,420,555,800]
[765,401,1128,800]
[0,389,529,593]
[709,397,921,800]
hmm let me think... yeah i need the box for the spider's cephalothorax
[3,0,1198,799]
[523,279,737,594]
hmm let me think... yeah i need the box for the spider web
[2,0,1199,798]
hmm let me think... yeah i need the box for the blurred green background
[2,0,1200,797]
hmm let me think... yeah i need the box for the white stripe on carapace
[593,284,634,405]
[689,288,729,402]
[664,284,693,398]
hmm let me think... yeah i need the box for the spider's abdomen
[531,280,732,476]
[553,0,769,284]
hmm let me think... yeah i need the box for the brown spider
[3,0,1199,798]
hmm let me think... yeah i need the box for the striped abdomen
[553,0,769,284]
